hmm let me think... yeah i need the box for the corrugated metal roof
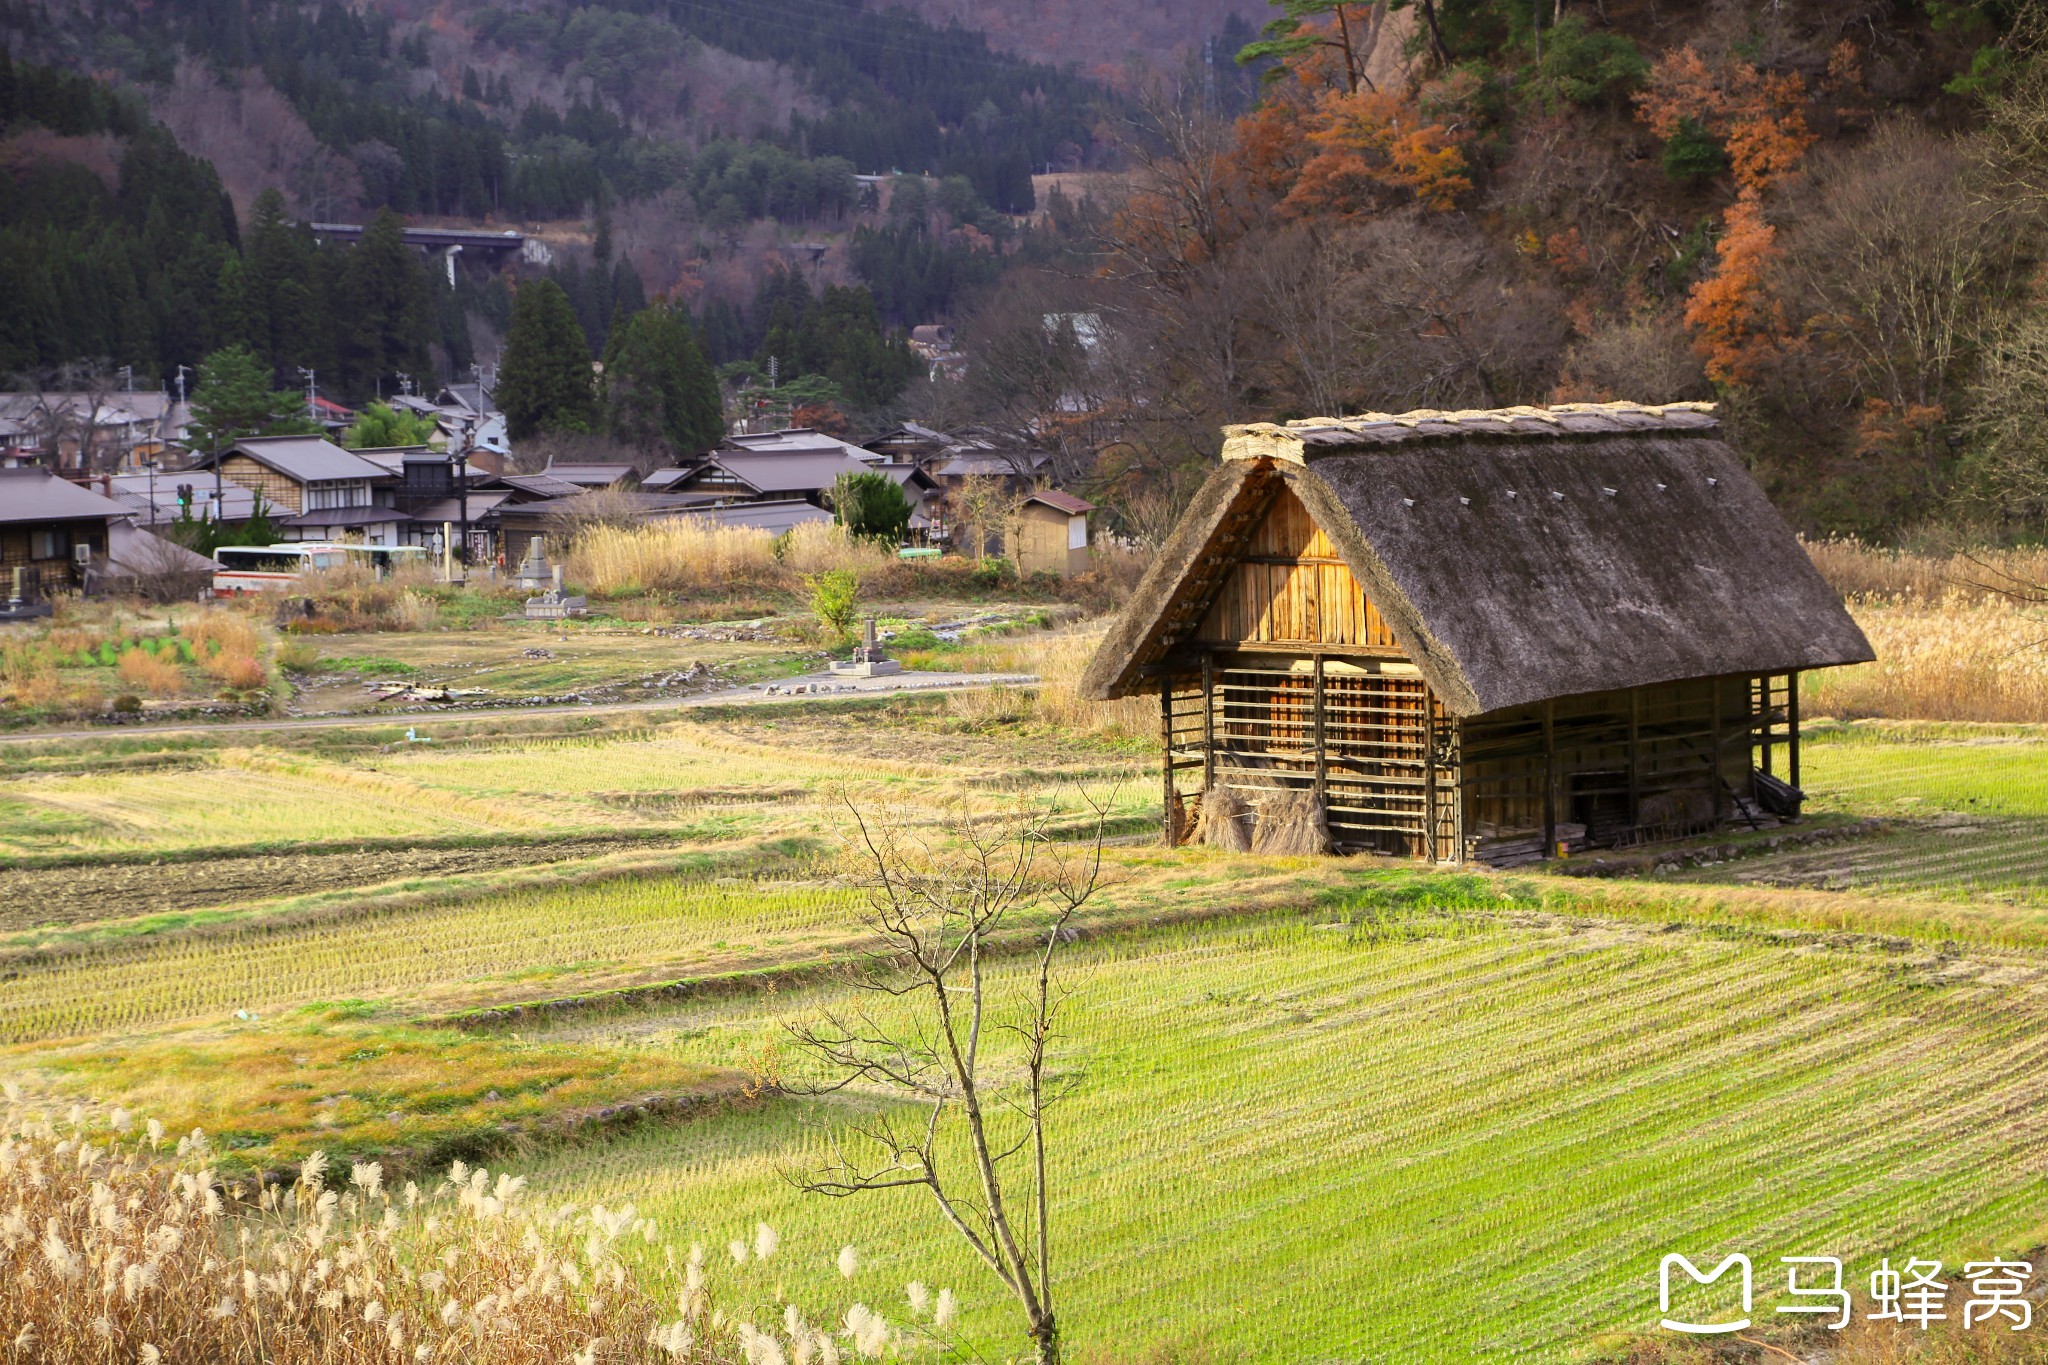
[681,498,834,534]
[689,449,872,495]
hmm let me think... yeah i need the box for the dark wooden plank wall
[1460,677,1763,843]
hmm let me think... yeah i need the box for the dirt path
[0,835,706,930]
[0,672,1037,746]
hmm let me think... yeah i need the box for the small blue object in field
[405,727,432,743]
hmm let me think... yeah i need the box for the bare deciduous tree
[788,796,1111,1365]
[1775,119,2019,483]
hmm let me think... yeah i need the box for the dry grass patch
[0,1101,909,1364]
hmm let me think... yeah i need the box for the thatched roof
[1081,402,1874,715]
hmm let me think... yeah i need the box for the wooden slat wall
[1195,488,1398,649]
[221,456,303,513]
[1461,678,1761,839]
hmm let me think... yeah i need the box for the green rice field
[7,698,2048,1360]
[526,915,2048,1360]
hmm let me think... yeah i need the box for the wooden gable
[1195,486,1401,650]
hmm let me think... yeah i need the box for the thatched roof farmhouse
[1082,402,1874,864]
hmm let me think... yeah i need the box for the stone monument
[829,617,902,677]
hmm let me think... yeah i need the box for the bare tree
[1775,119,2019,484]
[950,473,1025,560]
[11,360,126,472]
[788,796,1112,1365]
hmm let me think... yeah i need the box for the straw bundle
[1195,783,1254,852]
[1250,788,1332,856]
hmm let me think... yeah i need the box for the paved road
[0,672,1039,745]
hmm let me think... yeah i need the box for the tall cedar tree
[341,209,433,402]
[498,278,597,440]
[602,302,724,456]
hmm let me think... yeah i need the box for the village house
[0,391,192,471]
[1010,490,1095,577]
[1081,403,1874,865]
[668,430,875,506]
[205,435,404,545]
[0,467,130,599]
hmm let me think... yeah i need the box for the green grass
[315,654,418,677]
[1664,727,2048,909]
[1801,724,2048,818]
[523,915,2048,1362]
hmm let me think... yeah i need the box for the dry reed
[1248,789,1332,856]
[1194,785,1252,851]
[1803,537,2048,604]
[942,628,1154,739]
[0,1098,931,1364]
[1809,592,2048,723]
[567,522,891,597]
[115,648,184,696]
[183,612,262,659]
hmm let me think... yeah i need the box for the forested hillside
[983,0,2048,544]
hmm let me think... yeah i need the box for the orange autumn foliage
[1635,46,1815,194]
[1639,47,1817,386]
[1282,87,1472,216]
[1682,193,1788,385]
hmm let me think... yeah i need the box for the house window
[305,481,370,511]
[1066,515,1088,550]
[29,528,69,560]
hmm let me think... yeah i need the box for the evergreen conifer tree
[498,278,596,440]
[341,209,432,401]
[601,301,724,457]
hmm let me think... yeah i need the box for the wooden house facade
[1079,403,1875,864]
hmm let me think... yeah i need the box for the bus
[212,543,428,596]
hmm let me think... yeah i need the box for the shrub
[209,651,269,691]
[832,470,913,545]
[806,568,861,644]
[116,646,184,695]
[111,693,142,713]
[1531,16,1647,107]
[1662,117,1729,183]
[970,557,1012,589]
[275,640,321,673]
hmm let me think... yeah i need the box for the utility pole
[298,368,317,425]
[173,365,189,406]
[458,414,474,573]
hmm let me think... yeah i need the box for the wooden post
[1312,655,1327,802]
[1709,677,1727,823]
[1160,677,1177,847]
[1788,669,1802,790]
[1201,652,1216,792]
[1626,688,1641,828]
[1423,683,1437,863]
[1759,676,1773,777]
[1542,700,1556,859]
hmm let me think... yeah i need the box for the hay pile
[1194,783,1254,851]
[1250,788,1332,856]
